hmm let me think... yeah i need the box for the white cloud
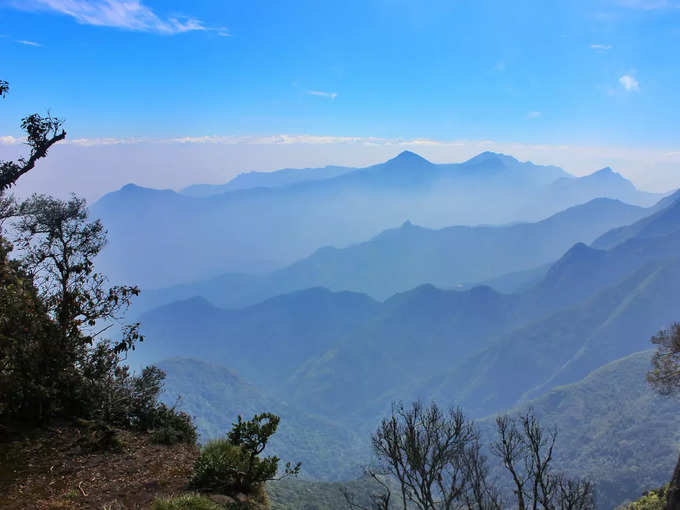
[306,90,338,100]
[17,0,226,35]
[619,74,640,92]
[590,44,612,50]
[69,136,143,146]
[0,136,22,145]
[527,111,542,119]
[16,39,42,46]
[4,133,680,201]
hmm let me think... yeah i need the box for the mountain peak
[464,151,518,166]
[120,183,142,192]
[387,150,433,165]
[587,167,630,181]
[592,166,615,176]
[584,167,636,188]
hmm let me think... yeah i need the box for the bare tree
[553,476,595,510]
[491,411,594,510]
[461,438,503,510]
[342,468,393,510]
[371,401,499,510]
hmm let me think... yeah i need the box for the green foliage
[190,413,299,496]
[152,493,223,510]
[0,80,65,193]
[0,85,196,442]
[228,413,279,458]
[0,238,63,421]
[618,486,667,509]
[190,440,254,494]
[0,194,149,426]
[647,323,680,395]
[150,404,197,445]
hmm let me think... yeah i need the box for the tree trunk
[667,453,680,510]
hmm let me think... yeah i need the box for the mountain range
[91,151,662,288]
[92,150,680,509]
[131,196,655,315]
[136,190,680,427]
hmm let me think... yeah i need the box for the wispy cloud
[16,0,226,35]
[590,44,612,50]
[527,111,542,119]
[619,74,640,91]
[306,90,338,100]
[4,133,679,201]
[16,39,42,46]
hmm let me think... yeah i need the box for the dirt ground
[0,421,199,509]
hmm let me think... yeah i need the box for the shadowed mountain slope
[138,196,680,425]
[131,196,652,315]
[592,190,680,249]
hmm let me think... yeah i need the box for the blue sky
[1,0,680,198]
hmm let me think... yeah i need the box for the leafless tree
[342,468,393,510]
[491,411,594,510]
[371,401,499,510]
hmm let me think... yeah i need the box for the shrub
[619,486,667,509]
[190,413,300,495]
[60,346,197,445]
[190,439,253,493]
[150,404,197,445]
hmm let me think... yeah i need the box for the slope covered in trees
[156,349,680,509]
[136,194,680,426]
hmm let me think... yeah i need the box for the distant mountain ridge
[180,150,568,197]
[181,164,357,197]
[592,190,680,249]
[92,150,663,288]
[130,196,654,315]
